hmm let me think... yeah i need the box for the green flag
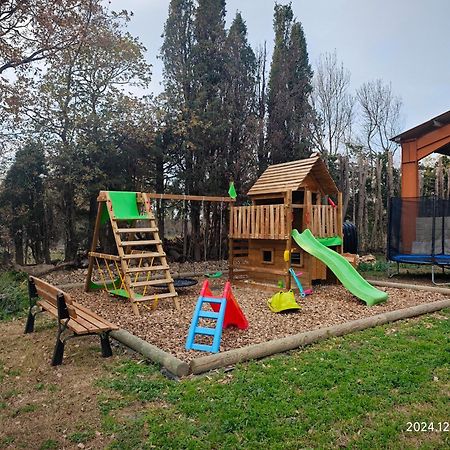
[228,181,237,199]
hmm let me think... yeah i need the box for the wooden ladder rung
[126,265,169,273]
[116,227,158,233]
[120,240,161,246]
[122,252,165,259]
[131,278,173,288]
[133,292,178,302]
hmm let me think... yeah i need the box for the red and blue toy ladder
[185,294,226,353]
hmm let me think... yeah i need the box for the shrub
[0,271,28,320]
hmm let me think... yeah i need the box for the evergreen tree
[0,142,50,264]
[224,12,258,195]
[266,3,313,166]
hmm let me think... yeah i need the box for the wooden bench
[25,276,119,366]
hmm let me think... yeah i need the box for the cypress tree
[266,3,313,165]
[224,12,257,194]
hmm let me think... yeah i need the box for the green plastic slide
[291,229,388,306]
[108,191,149,220]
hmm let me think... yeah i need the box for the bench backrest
[29,276,77,319]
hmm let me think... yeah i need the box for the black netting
[388,197,450,263]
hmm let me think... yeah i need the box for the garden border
[106,280,450,377]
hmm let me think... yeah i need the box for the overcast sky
[109,0,450,133]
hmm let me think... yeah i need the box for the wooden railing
[229,205,288,239]
[310,205,338,238]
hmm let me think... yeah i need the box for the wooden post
[84,201,104,292]
[228,205,234,281]
[285,190,293,289]
[337,191,343,254]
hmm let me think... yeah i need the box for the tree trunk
[357,156,368,252]
[155,151,165,239]
[14,228,24,265]
[63,183,78,261]
[338,154,350,219]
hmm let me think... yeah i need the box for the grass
[97,309,449,449]
[0,271,28,320]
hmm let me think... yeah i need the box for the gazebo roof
[247,155,338,196]
[392,109,450,144]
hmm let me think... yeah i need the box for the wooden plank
[116,227,158,233]
[73,302,119,329]
[135,292,178,302]
[98,191,234,203]
[122,252,164,259]
[37,300,88,335]
[274,205,280,239]
[131,278,173,288]
[126,265,169,273]
[88,251,121,261]
[143,192,235,203]
[120,240,161,246]
[85,202,103,292]
[255,206,260,238]
[31,277,65,300]
[269,205,274,239]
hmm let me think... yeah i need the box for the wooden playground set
[23,114,450,373]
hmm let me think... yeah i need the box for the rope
[104,260,117,290]
[94,257,108,290]
[219,201,223,263]
[114,260,126,291]
[202,198,207,262]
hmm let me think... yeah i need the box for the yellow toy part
[268,290,301,313]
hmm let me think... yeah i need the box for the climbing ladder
[185,295,226,353]
[85,191,178,315]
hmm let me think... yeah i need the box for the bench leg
[24,308,35,334]
[100,333,113,358]
[52,335,65,366]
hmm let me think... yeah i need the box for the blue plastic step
[194,326,216,336]
[198,310,220,319]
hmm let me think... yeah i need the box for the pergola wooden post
[393,111,450,199]
[392,110,450,252]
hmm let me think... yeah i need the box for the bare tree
[0,0,98,74]
[356,79,402,156]
[311,51,354,158]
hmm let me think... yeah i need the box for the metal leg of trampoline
[431,264,450,285]
[388,261,400,279]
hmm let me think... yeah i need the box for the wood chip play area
[43,272,448,363]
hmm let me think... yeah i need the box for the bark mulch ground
[59,280,446,363]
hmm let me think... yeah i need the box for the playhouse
[229,154,343,291]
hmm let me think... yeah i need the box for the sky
[109,0,450,133]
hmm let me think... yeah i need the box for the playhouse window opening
[291,252,301,266]
[262,249,274,264]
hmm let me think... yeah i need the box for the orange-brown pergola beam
[400,122,450,198]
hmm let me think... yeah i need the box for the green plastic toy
[205,271,223,279]
[268,290,301,313]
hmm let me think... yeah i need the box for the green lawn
[98,310,449,450]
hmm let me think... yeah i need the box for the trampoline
[388,196,450,283]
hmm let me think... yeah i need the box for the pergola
[392,109,450,198]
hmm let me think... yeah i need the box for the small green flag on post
[228,181,237,199]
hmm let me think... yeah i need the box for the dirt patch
[57,280,447,363]
[0,318,123,449]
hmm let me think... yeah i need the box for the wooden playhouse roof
[247,155,338,196]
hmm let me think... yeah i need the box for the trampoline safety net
[388,196,450,264]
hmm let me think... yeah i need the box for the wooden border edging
[189,299,450,375]
[367,279,450,294]
[110,329,190,378]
